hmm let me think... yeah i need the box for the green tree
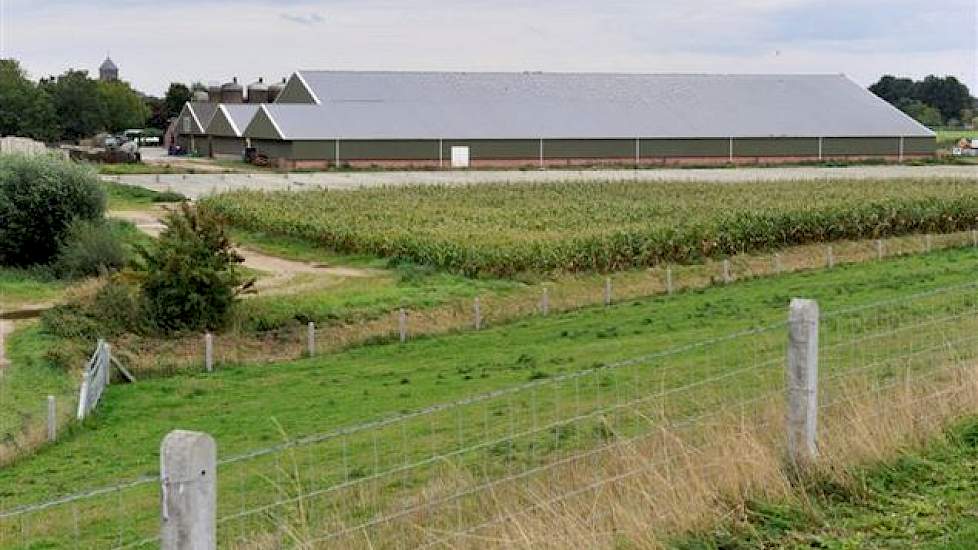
[913,75,972,122]
[897,99,943,127]
[0,59,60,141]
[869,75,916,105]
[163,83,192,121]
[138,203,248,333]
[43,69,107,141]
[0,155,106,266]
[98,79,149,132]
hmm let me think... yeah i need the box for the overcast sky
[1,0,975,97]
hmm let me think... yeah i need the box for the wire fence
[108,229,978,380]
[4,280,978,547]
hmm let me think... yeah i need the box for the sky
[0,0,975,97]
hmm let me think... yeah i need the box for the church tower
[99,56,118,82]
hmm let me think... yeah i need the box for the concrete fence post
[307,322,316,357]
[925,234,932,253]
[541,287,550,316]
[787,298,819,465]
[826,246,834,269]
[773,253,783,274]
[972,230,977,248]
[604,277,612,306]
[876,239,884,261]
[722,259,732,284]
[204,333,213,373]
[399,308,407,343]
[474,298,482,331]
[47,395,56,442]
[161,430,217,550]
[665,267,673,295]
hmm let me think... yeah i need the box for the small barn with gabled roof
[204,104,260,158]
[173,102,219,156]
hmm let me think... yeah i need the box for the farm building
[172,102,218,156]
[238,71,935,169]
[204,104,260,158]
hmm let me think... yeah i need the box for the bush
[42,279,144,340]
[54,219,128,278]
[139,203,247,333]
[0,155,105,266]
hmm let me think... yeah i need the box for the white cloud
[2,0,975,96]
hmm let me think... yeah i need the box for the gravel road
[103,165,978,200]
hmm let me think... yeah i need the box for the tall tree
[0,59,60,141]
[43,70,107,141]
[98,79,149,132]
[869,75,916,105]
[869,74,974,124]
[913,76,972,122]
[163,83,192,121]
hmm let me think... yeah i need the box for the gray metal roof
[216,104,260,137]
[181,102,219,134]
[251,71,934,140]
[100,57,117,71]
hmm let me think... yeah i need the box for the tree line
[0,58,193,143]
[869,75,975,127]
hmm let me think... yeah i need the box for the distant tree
[163,83,192,119]
[98,79,149,132]
[870,74,974,124]
[43,69,107,141]
[0,59,60,141]
[144,96,168,130]
[869,75,916,105]
[897,99,943,127]
[913,75,972,122]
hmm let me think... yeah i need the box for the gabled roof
[205,104,260,137]
[176,102,219,135]
[250,72,933,140]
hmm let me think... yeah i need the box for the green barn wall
[733,138,820,157]
[207,112,237,137]
[252,139,294,159]
[544,139,633,159]
[258,136,936,163]
[442,140,537,160]
[640,139,729,157]
[212,136,246,157]
[903,136,937,154]
[823,137,899,156]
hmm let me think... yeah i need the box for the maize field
[201,179,978,276]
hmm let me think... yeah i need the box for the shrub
[0,155,105,266]
[54,219,129,278]
[42,278,144,340]
[138,203,248,333]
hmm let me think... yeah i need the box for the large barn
[179,71,937,168]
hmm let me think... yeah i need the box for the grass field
[202,179,978,276]
[4,244,978,547]
[936,128,976,148]
[0,326,76,466]
[683,417,978,548]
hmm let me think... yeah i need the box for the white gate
[76,340,111,420]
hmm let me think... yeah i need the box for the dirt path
[109,209,380,294]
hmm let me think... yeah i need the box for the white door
[451,146,470,168]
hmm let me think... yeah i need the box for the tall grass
[259,361,978,549]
